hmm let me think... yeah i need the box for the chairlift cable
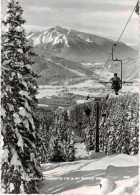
[124,67,140,81]
[99,1,137,79]
[90,1,138,93]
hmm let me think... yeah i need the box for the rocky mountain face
[28,26,138,63]
[28,26,138,85]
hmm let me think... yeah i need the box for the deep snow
[38,143,138,195]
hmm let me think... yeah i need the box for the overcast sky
[2,0,139,45]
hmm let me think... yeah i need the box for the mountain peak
[48,26,68,34]
[28,26,137,63]
[54,25,65,30]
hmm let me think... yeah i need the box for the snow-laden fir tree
[81,102,97,152]
[63,129,75,161]
[59,110,75,161]
[71,94,139,155]
[35,123,48,163]
[48,110,75,162]
[48,114,65,162]
[101,94,139,155]
[34,107,55,163]
[1,0,42,193]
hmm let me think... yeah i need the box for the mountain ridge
[28,26,138,63]
[28,26,138,85]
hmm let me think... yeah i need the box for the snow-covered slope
[27,26,138,63]
[39,153,138,194]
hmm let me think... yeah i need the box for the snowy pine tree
[66,130,75,161]
[1,0,42,193]
[81,102,96,152]
[72,94,139,155]
[63,129,75,162]
[59,110,75,161]
[34,107,55,163]
[48,109,75,162]
[101,94,139,155]
[48,113,65,162]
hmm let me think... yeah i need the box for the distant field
[37,76,139,108]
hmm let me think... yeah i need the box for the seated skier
[110,73,122,95]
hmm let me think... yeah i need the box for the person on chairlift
[110,73,122,95]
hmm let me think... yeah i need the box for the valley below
[37,71,139,108]
[28,26,139,108]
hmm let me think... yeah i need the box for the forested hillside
[70,93,139,154]
[35,107,75,163]
[35,93,139,164]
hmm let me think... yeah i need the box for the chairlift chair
[99,44,133,95]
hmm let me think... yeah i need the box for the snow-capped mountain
[27,26,138,63]
[27,26,138,85]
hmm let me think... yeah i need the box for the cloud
[2,0,138,44]
[23,24,46,32]
[22,0,136,13]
